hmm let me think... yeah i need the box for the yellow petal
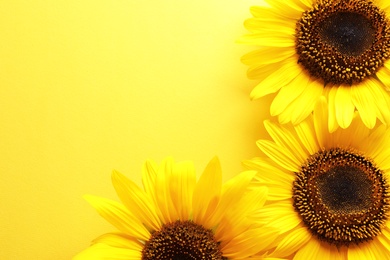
[377,228,390,249]
[256,139,301,172]
[221,226,279,258]
[270,72,308,116]
[250,6,297,20]
[334,86,355,129]
[273,73,322,124]
[313,96,330,146]
[351,83,377,129]
[169,160,196,220]
[243,157,295,185]
[250,5,300,20]
[288,77,323,125]
[154,158,178,223]
[247,60,286,80]
[244,17,295,33]
[250,58,300,99]
[326,86,339,133]
[367,238,390,259]
[347,241,383,260]
[361,124,389,159]
[92,233,143,251]
[257,202,301,233]
[214,186,269,242]
[264,120,308,163]
[265,185,292,201]
[266,211,301,234]
[294,239,326,260]
[272,227,311,257]
[372,147,390,171]
[192,157,222,227]
[376,64,390,91]
[141,159,157,199]
[264,0,307,16]
[376,0,390,9]
[73,243,141,260]
[111,170,161,231]
[294,115,319,155]
[84,195,150,241]
[298,0,316,8]
[365,78,390,125]
[238,32,295,47]
[241,47,295,66]
[209,171,257,227]
[249,24,294,35]
[330,112,369,148]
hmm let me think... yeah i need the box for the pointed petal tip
[208,156,220,166]
[83,194,93,201]
[83,194,103,207]
[111,169,122,178]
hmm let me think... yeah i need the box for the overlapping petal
[75,157,276,259]
[248,97,390,258]
[241,0,390,130]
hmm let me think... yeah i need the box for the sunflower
[240,0,390,132]
[73,157,282,260]
[244,97,390,259]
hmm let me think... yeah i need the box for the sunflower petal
[84,195,150,241]
[250,58,300,99]
[256,139,301,172]
[243,157,295,185]
[294,115,319,155]
[209,171,257,227]
[73,243,141,260]
[238,32,295,47]
[241,47,295,66]
[192,157,222,227]
[313,96,330,145]
[365,78,390,125]
[111,170,161,231]
[257,202,301,233]
[263,120,307,162]
[272,227,311,257]
[244,17,295,33]
[375,64,390,91]
[92,233,143,250]
[351,83,377,129]
[264,0,307,16]
[288,77,323,125]
[326,86,339,133]
[250,5,301,20]
[348,243,376,260]
[334,86,355,129]
[141,160,158,201]
[169,161,196,220]
[294,239,325,260]
[270,72,308,117]
[154,158,178,223]
[221,226,279,258]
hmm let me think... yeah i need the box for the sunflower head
[240,0,390,131]
[74,157,279,259]
[244,97,390,258]
[293,147,390,247]
[296,0,390,85]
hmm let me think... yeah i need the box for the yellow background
[0,1,271,259]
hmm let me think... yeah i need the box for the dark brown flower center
[295,0,390,85]
[319,12,375,57]
[293,148,390,246]
[142,220,225,260]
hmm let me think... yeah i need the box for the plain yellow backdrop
[0,0,272,259]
